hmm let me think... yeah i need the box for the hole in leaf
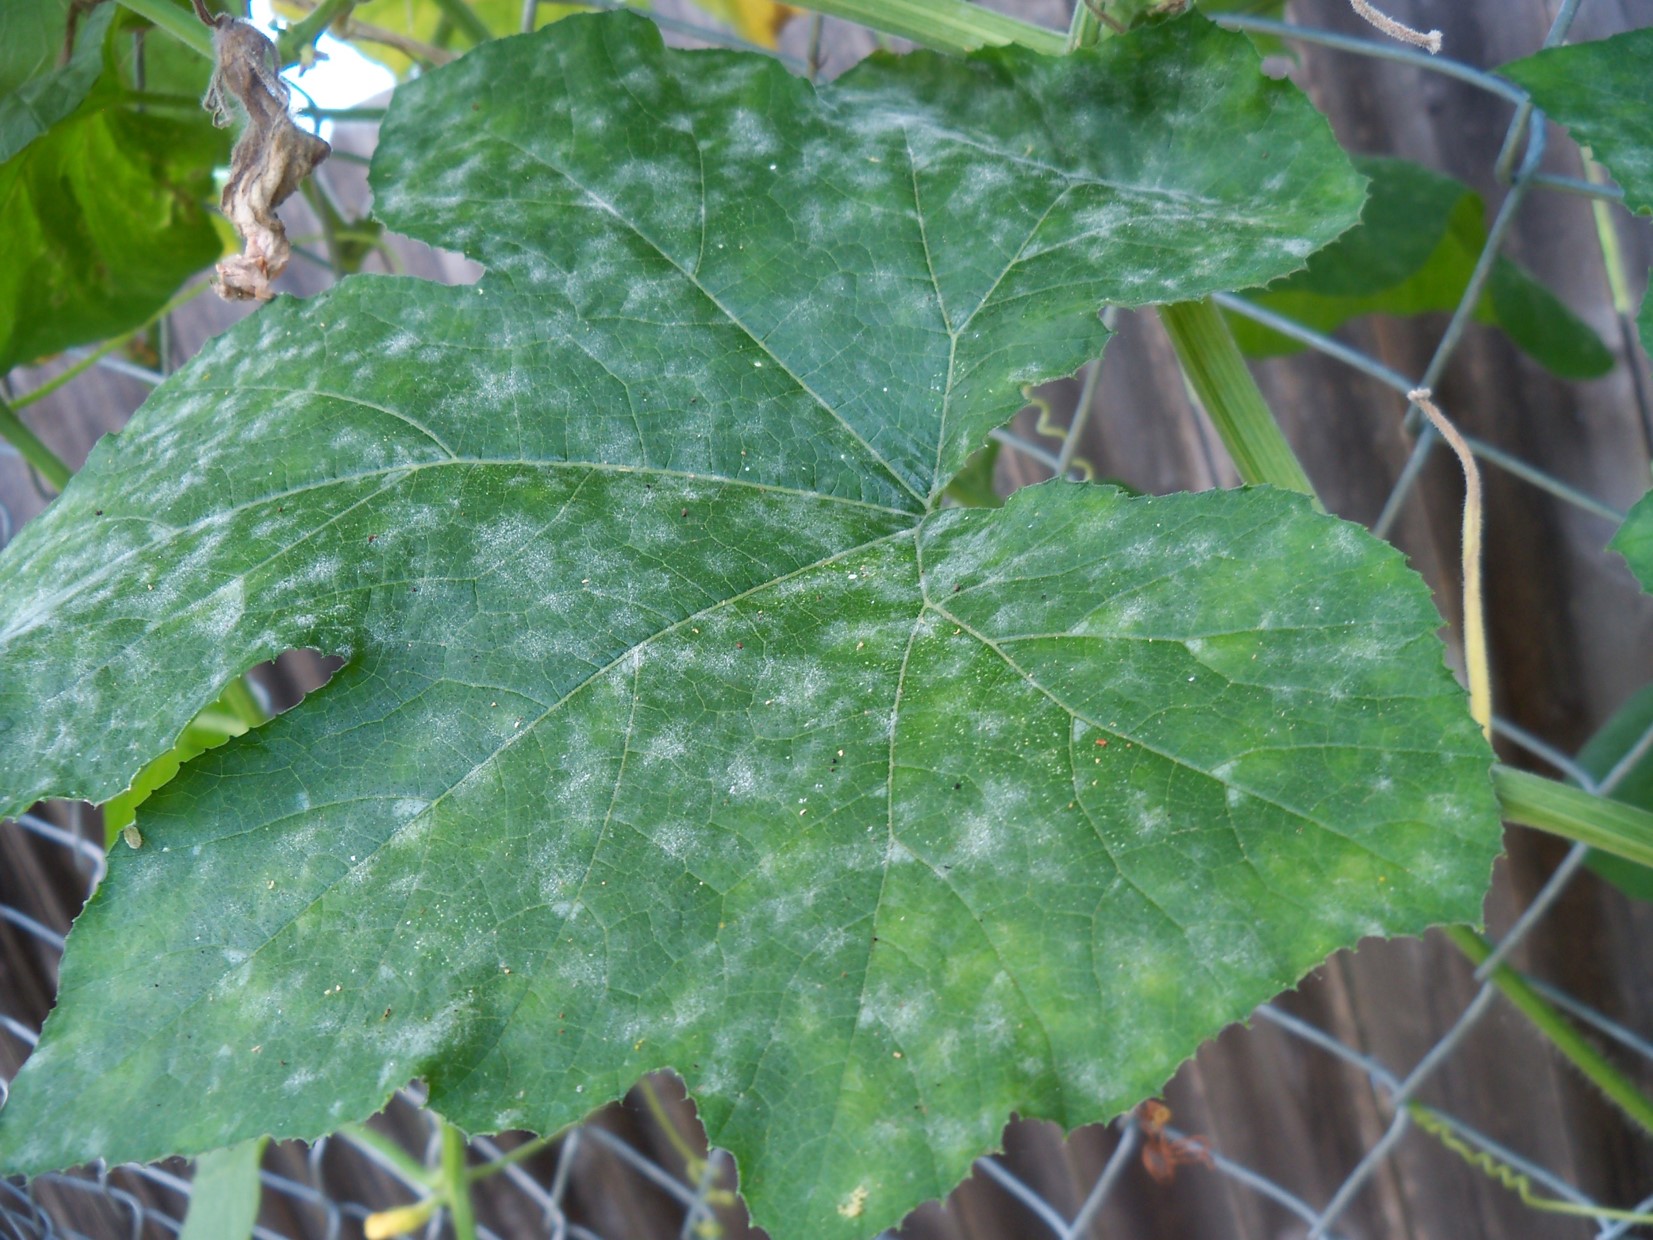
[99,649,340,850]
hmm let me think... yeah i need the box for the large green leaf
[1503,27,1653,360]
[1227,156,1612,379]
[0,15,1499,1237]
[0,0,226,375]
[0,95,225,372]
[0,0,114,165]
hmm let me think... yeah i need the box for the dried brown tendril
[192,0,330,300]
[1350,0,1442,54]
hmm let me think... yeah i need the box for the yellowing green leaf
[688,0,798,49]
[0,99,225,371]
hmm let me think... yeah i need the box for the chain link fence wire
[3,0,1653,1235]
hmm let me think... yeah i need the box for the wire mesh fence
[3,0,1652,1236]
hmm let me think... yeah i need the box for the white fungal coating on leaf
[0,15,1501,1240]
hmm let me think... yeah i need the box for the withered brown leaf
[197,5,329,300]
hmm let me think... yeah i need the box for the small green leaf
[1481,257,1614,380]
[0,97,225,372]
[0,0,114,165]
[1613,490,1653,594]
[1227,156,1612,379]
[178,1138,267,1240]
[1503,28,1653,360]
[0,16,1497,1237]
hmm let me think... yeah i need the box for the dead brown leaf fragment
[194,1,329,300]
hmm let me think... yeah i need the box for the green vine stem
[298,106,389,123]
[112,0,215,58]
[428,0,492,47]
[13,284,209,413]
[1408,1102,1653,1223]
[276,0,359,65]
[464,1132,560,1181]
[344,1123,434,1185]
[1158,298,1319,500]
[634,1077,736,1228]
[0,396,72,493]
[1066,0,1105,50]
[789,1,1066,55]
[637,1076,701,1170]
[1584,150,1637,320]
[114,0,360,67]
[439,1118,479,1240]
[1494,765,1653,869]
[1445,927,1653,1138]
[356,1120,565,1237]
